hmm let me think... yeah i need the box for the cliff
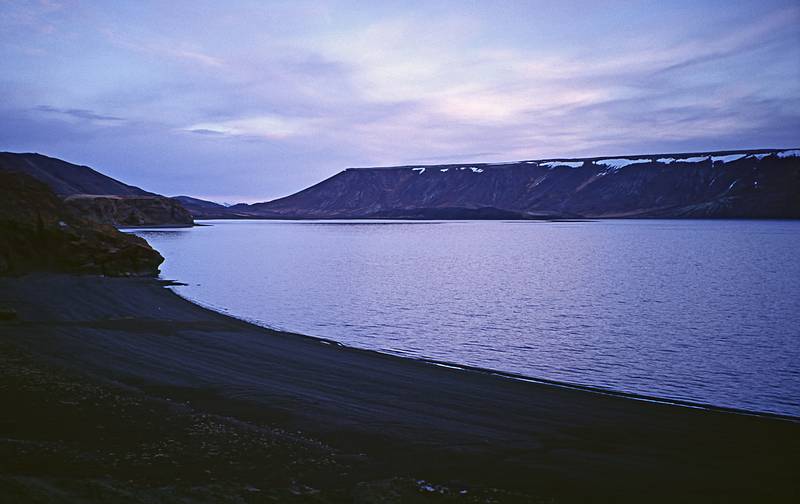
[236,149,800,219]
[0,152,193,227]
[65,194,194,227]
[0,172,164,276]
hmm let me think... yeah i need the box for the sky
[1,0,799,203]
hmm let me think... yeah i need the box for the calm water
[134,220,800,417]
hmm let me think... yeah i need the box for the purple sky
[1,0,799,202]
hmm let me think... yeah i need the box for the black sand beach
[0,274,798,502]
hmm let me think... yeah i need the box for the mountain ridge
[0,152,152,197]
[215,148,799,220]
[342,147,794,170]
[4,149,799,221]
[0,152,193,227]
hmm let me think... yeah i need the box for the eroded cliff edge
[222,149,800,220]
[0,152,193,227]
[0,171,163,276]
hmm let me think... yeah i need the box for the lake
[134,219,800,417]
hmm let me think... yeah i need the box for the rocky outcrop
[0,172,164,276]
[0,152,194,227]
[234,149,800,219]
[65,195,194,227]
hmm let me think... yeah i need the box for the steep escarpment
[0,152,193,227]
[65,194,194,227]
[0,172,163,276]
[240,149,800,219]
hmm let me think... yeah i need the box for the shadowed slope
[0,152,194,227]
[0,152,150,197]
[0,172,163,276]
[1,274,797,502]
[227,150,800,219]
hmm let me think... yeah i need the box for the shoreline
[164,279,799,423]
[1,273,798,501]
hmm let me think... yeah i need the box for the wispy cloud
[295,5,800,164]
[1,0,798,201]
[183,115,322,139]
[185,128,226,136]
[0,0,64,34]
[101,28,224,68]
[35,105,126,122]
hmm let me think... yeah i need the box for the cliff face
[0,152,193,227]
[65,195,194,227]
[241,149,800,219]
[0,172,164,276]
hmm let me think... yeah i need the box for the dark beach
[0,274,797,503]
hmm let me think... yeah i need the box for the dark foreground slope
[233,149,800,219]
[0,274,796,502]
[0,152,193,227]
[0,172,163,276]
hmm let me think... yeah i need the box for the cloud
[1,1,798,200]
[101,28,224,68]
[168,48,223,68]
[182,115,322,139]
[0,0,64,34]
[408,152,502,163]
[185,128,227,136]
[35,105,126,122]
[292,5,798,164]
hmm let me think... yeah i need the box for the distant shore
[1,273,798,502]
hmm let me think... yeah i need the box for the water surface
[135,219,800,417]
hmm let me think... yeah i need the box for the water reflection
[134,219,800,417]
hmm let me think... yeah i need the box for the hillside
[65,194,195,227]
[0,152,193,227]
[232,149,800,219]
[0,171,163,276]
[0,152,150,197]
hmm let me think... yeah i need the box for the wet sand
[0,274,797,502]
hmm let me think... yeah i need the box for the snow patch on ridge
[401,150,790,177]
[673,156,709,163]
[541,161,584,169]
[595,158,651,170]
[711,154,746,163]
